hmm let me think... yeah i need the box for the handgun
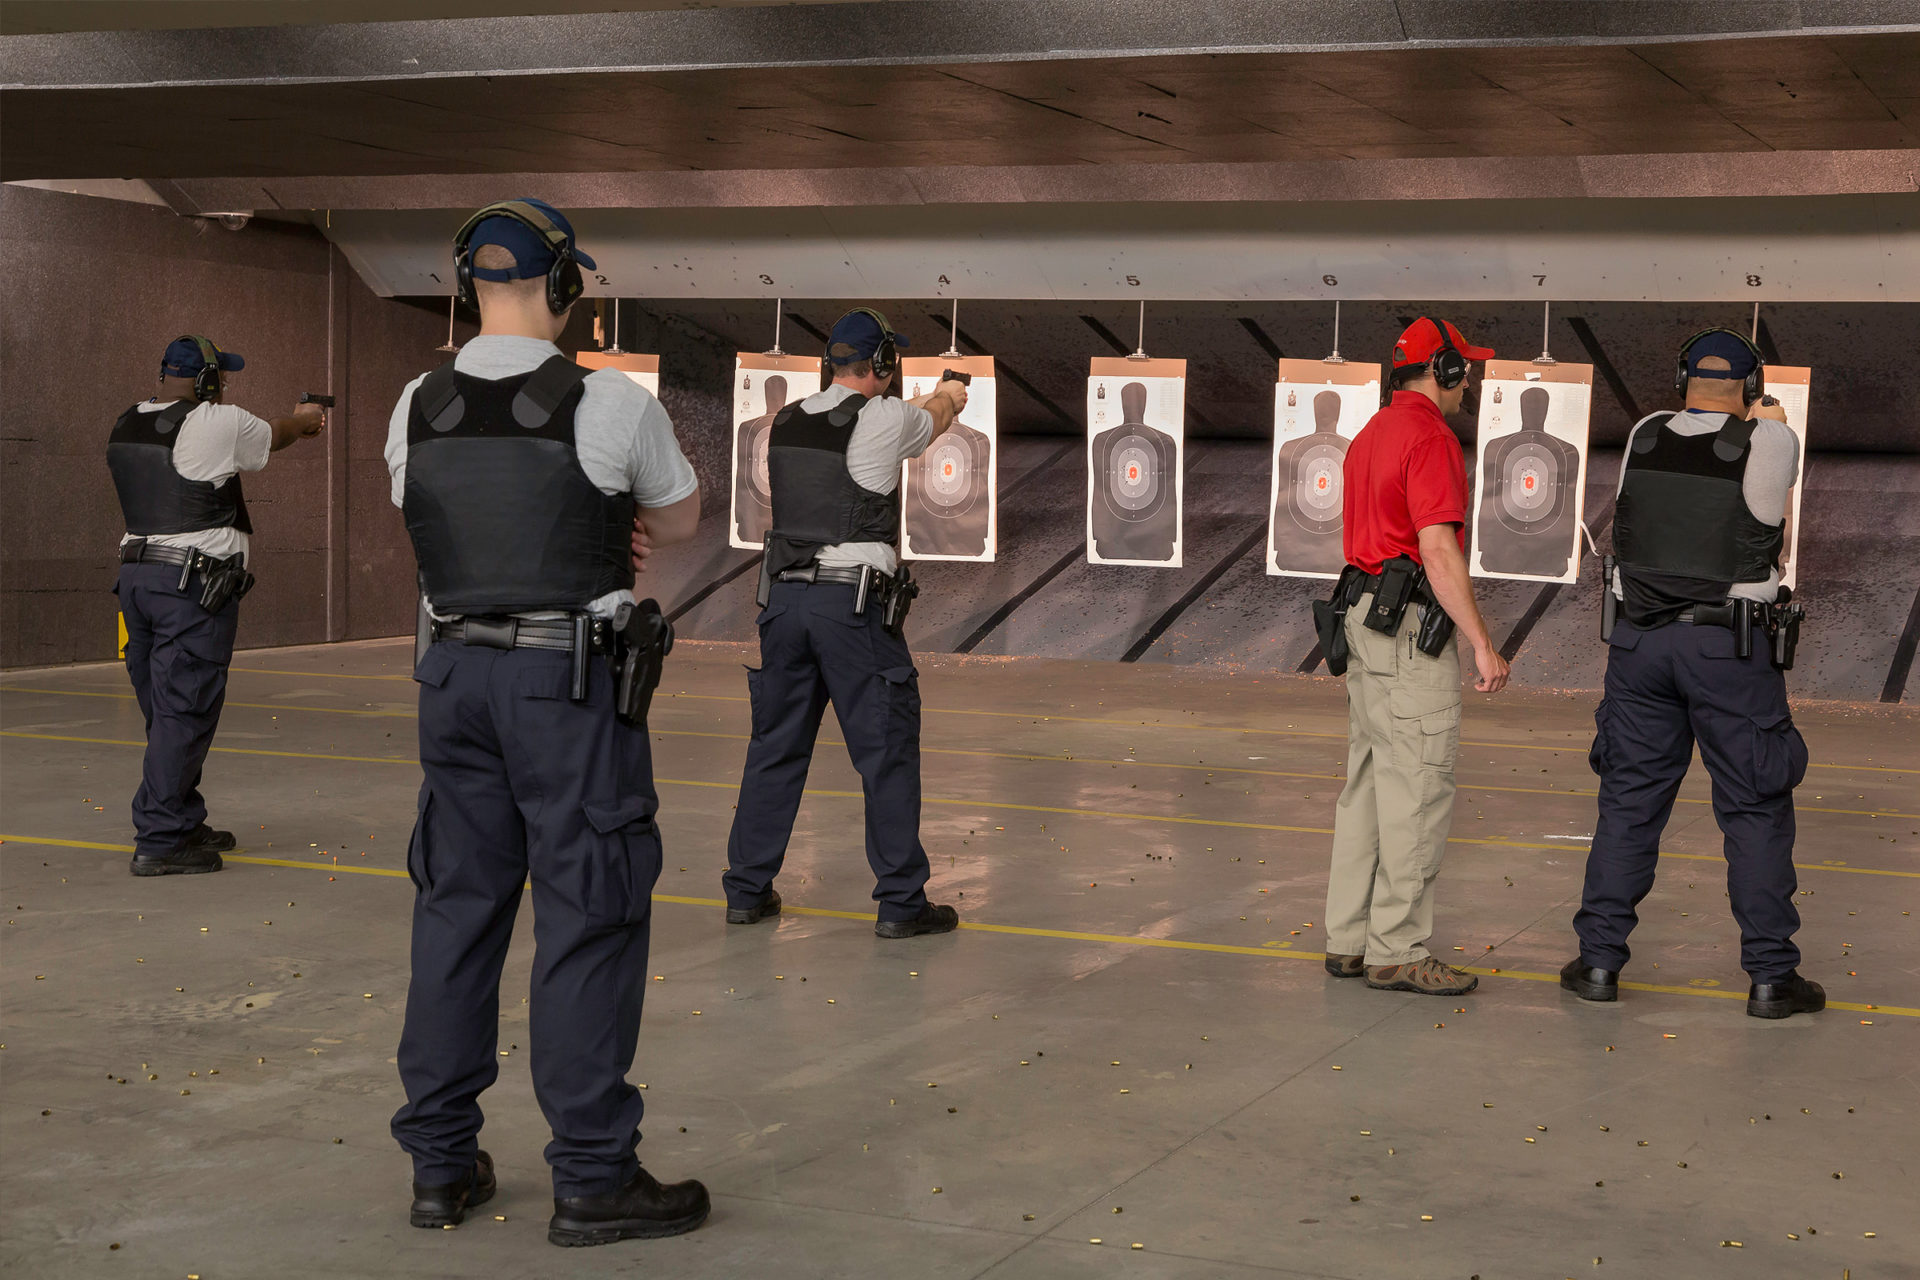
[940,369,972,386]
[299,393,336,407]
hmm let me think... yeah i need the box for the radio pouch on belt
[1313,565,1362,676]
[1363,556,1420,633]
[613,598,674,726]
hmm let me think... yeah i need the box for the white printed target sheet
[1471,360,1594,584]
[729,352,820,550]
[1763,367,1813,592]
[901,355,996,562]
[1268,360,1381,579]
[1087,357,1185,568]
[574,350,660,397]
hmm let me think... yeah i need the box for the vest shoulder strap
[1713,413,1758,462]
[157,401,194,432]
[512,355,591,430]
[417,362,464,432]
[1629,412,1675,454]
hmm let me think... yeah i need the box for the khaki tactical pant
[1324,592,1462,965]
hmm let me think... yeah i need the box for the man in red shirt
[1323,318,1509,997]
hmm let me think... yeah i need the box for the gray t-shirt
[801,382,936,575]
[1614,408,1800,603]
[116,400,273,568]
[385,335,699,618]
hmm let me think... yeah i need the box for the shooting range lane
[3,640,1914,1280]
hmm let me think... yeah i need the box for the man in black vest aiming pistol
[722,308,970,938]
[110,335,324,876]
[1563,328,1820,1020]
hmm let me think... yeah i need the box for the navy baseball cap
[161,336,244,378]
[826,308,909,365]
[1682,329,1760,381]
[465,197,596,281]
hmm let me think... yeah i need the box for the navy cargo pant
[391,642,661,1198]
[115,563,239,857]
[723,581,931,922]
[1575,619,1808,983]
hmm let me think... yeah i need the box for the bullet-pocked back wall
[0,186,466,667]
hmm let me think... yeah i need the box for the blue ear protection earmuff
[451,200,584,317]
[1675,327,1766,406]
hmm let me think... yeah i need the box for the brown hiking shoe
[1324,952,1365,979]
[1365,957,1478,995]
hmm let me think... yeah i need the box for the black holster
[187,551,254,613]
[1313,565,1363,676]
[1414,599,1456,657]
[879,563,918,638]
[1768,600,1805,671]
[612,598,674,726]
[756,555,774,609]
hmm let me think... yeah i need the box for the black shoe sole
[1560,975,1618,1002]
[548,1206,709,1247]
[725,901,780,925]
[1747,997,1825,1020]
[410,1181,495,1229]
[874,918,958,939]
[129,855,223,877]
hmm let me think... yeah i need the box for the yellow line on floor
[8,731,1916,879]
[6,689,1911,821]
[18,675,1913,776]
[4,833,1912,1018]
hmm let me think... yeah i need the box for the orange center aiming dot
[1127,465,1140,481]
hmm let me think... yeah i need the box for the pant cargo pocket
[878,665,921,750]
[582,797,661,927]
[1388,686,1461,772]
[1750,712,1809,798]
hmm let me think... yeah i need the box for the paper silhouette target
[729,352,820,550]
[574,350,660,397]
[1087,358,1185,567]
[901,355,996,561]
[1470,361,1593,583]
[1762,367,1813,591]
[1267,361,1380,578]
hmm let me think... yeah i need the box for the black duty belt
[121,541,197,568]
[432,614,614,654]
[776,564,891,590]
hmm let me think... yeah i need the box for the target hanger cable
[1128,300,1149,361]
[764,298,785,357]
[942,298,962,360]
[1533,300,1556,365]
[1751,301,1760,342]
[1324,299,1346,364]
[435,296,460,354]
[606,297,626,355]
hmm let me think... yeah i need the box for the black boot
[726,889,781,925]
[129,846,224,877]
[1559,957,1619,1002]
[185,822,237,853]
[548,1166,711,1247]
[1747,973,1825,1020]
[410,1150,496,1228]
[874,903,959,939]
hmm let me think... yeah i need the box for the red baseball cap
[1391,317,1493,370]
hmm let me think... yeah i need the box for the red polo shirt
[1342,390,1468,574]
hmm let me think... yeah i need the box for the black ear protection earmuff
[451,200,584,316]
[177,335,223,402]
[1674,327,1765,405]
[822,307,900,384]
[1417,317,1470,391]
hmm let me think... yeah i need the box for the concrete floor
[1,640,1915,1280]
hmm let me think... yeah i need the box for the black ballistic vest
[402,356,635,615]
[763,392,900,577]
[107,401,253,536]
[1613,412,1785,627]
